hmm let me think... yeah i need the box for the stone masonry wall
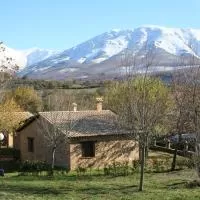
[15,118,70,169]
[70,138,138,170]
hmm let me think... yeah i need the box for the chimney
[96,97,103,112]
[72,103,77,112]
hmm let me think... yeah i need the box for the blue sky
[1,0,200,50]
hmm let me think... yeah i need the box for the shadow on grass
[186,180,200,188]
[0,184,62,196]
[0,176,138,197]
[4,172,123,182]
[4,173,80,182]
[77,184,138,195]
[150,168,184,174]
[166,181,188,189]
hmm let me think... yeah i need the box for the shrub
[19,160,50,175]
[186,180,200,188]
[103,161,131,176]
[176,157,194,169]
[75,166,87,176]
[146,157,170,172]
[131,160,140,173]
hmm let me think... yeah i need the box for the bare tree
[36,93,83,172]
[0,42,19,102]
[42,89,96,111]
[170,70,194,170]
[187,68,200,178]
[172,41,200,176]
[106,46,171,191]
[119,42,156,80]
[0,42,19,73]
[37,112,75,171]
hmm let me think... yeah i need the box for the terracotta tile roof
[39,110,114,122]
[39,110,129,138]
[16,114,38,131]
[15,112,35,130]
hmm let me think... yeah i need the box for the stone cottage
[14,99,138,170]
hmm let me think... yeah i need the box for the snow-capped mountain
[0,43,57,73]
[21,48,58,67]
[4,25,200,79]
[19,25,200,80]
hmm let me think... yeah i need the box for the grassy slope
[0,169,199,200]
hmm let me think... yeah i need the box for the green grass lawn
[0,169,199,200]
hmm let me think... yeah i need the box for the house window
[81,141,95,157]
[27,137,34,152]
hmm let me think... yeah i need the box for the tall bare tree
[171,40,200,176]
[106,45,173,191]
[105,76,171,191]
[36,93,83,172]
[170,70,194,170]
[0,42,19,102]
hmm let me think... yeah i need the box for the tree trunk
[171,147,177,171]
[195,138,200,178]
[195,110,200,178]
[51,147,56,171]
[139,143,142,162]
[145,141,149,158]
[171,133,182,171]
[139,146,145,191]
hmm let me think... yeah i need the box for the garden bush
[75,166,87,176]
[19,160,50,175]
[145,157,171,172]
[176,157,194,169]
[103,161,131,176]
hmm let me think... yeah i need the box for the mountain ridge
[0,43,58,73]
[1,25,200,79]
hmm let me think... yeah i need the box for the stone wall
[15,120,46,162]
[15,118,70,169]
[70,137,138,170]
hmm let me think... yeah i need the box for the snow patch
[59,68,78,73]
[78,57,86,63]
[36,66,52,71]
[58,57,70,62]
[92,57,107,63]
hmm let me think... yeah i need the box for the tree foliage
[0,99,24,132]
[105,76,172,191]
[4,87,42,113]
[37,93,84,172]
[106,77,172,135]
